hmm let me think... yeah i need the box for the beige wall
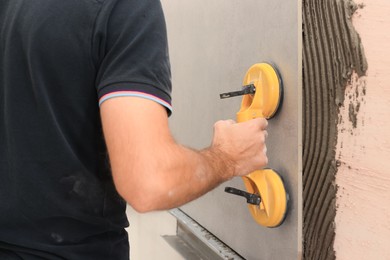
[335,0,390,259]
[126,207,183,260]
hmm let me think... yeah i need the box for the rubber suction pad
[242,169,289,228]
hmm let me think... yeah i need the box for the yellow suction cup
[222,62,288,228]
[242,170,288,227]
[239,63,288,227]
[237,63,282,121]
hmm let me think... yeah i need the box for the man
[0,0,268,259]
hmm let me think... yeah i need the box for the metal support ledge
[163,209,245,260]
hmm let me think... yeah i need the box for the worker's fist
[211,118,268,178]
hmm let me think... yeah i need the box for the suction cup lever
[219,84,256,99]
[224,187,261,205]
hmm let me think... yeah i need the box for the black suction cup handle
[219,84,256,99]
[224,187,261,205]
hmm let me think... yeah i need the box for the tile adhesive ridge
[302,0,367,259]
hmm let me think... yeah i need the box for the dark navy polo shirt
[0,0,172,259]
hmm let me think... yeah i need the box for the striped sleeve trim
[99,91,173,112]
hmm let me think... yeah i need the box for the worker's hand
[211,118,268,178]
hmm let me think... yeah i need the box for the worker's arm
[100,97,268,213]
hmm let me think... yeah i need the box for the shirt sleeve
[93,0,172,115]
